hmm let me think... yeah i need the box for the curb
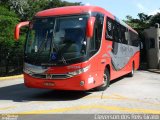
[0,74,23,81]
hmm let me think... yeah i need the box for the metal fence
[0,51,23,77]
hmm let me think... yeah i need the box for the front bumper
[24,72,98,91]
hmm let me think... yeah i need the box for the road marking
[111,93,129,99]
[0,106,16,110]
[0,75,23,81]
[0,101,47,112]
[83,95,114,99]
[83,94,160,106]
[14,104,160,114]
[111,93,160,106]
[0,93,159,113]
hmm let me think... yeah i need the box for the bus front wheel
[95,69,110,91]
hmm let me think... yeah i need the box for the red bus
[15,6,140,91]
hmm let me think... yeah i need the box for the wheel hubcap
[102,74,107,87]
[132,67,134,74]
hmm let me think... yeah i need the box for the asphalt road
[0,71,160,116]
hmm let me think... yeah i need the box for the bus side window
[121,26,128,44]
[117,23,122,43]
[106,17,113,40]
[113,21,122,43]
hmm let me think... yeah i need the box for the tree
[25,0,81,20]
[138,13,151,23]
[149,13,160,26]
[8,0,29,19]
[1,0,81,21]
[0,5,19,51]
[0,5,25,75]
[124,13,151,30]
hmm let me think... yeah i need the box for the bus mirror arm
[14,21,29,41]
[86,17,96,38]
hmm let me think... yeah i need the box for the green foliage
[150,13,160,26]
[125,12,160,30]
[0,5,25,76]
[124,13,151,30]
[24,0,81,20]
[0,6,19,51]
[0,0,81,20]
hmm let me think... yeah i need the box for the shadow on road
[110,76,125,85]
[0,84,91,102]
[0,75,130,102]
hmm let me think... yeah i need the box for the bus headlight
[68,65,90,76]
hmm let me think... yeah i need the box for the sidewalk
[0,74,23,81]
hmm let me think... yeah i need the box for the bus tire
[95,69,110,91]
[128,63,134,77]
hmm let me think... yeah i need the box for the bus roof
[36,5,137,34]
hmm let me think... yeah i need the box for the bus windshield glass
[25,15,88,65]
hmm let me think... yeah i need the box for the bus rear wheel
[95,69,110,91]
[128,63,134,77]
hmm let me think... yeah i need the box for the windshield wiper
[34,31,49,64]
[38,31,49,52]
[51,40,67,65]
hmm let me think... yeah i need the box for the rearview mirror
[14,21,29,41]
[86,17,96,38]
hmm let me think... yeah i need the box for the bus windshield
[25,15,88,65]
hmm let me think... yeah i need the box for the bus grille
[31,73,72,79]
